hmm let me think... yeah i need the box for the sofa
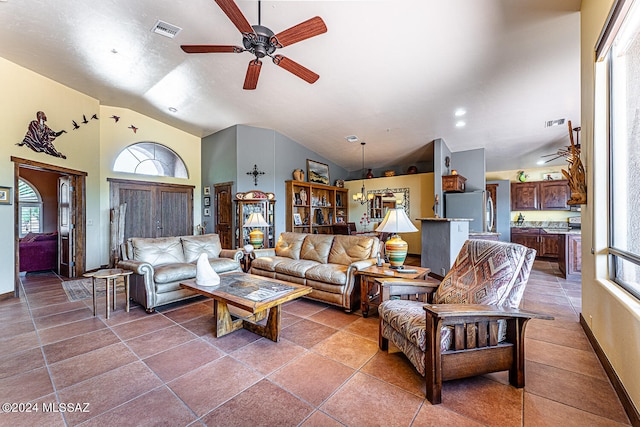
[118,234,243,312]
[250,232,380,311]
[19,232,58,273]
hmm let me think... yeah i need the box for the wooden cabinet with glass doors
[234,190,276,248]
[285,180,348,234]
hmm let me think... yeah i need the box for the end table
[83,268,132,319]
[357,264,430,317]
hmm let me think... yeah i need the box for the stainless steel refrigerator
[444,191,491,233]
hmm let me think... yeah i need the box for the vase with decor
[292,169,305,182]
[366,169,374,179]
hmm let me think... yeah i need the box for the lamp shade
[243,212,270,227]
[243,212,270,249]
[375,207,418,234]
[375,207,417,269]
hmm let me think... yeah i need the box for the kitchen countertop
[417,217,473,222]
[469,232,501,236]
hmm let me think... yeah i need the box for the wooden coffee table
[357,265,430,317]
[181,272,311,342]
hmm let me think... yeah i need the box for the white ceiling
[0,0,581,172]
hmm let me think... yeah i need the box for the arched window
[113,142,189,178]
[18,178,43,237]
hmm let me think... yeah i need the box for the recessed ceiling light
[455,108,466,117]
[455,121,466,128]
[345,135,359,143]
[168,107,177,113]
[536,160,545,165]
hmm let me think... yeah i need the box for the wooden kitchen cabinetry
[511,180,570,211]
[285,180,348,234]
[559,233,582,279]
[511,228,560,259]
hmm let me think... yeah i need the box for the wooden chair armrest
[376,277,440,302]
[423,304,554,322]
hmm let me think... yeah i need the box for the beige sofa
[118,234,242,312]
[250,232,380,311]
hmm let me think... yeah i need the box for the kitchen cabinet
[559,233,582,279]
[511,180,570,211]
[511,228,560,260]
[285,180,348,234]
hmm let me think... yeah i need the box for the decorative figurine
[17,111,67,159]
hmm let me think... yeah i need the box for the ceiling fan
[541,124,581,163]
[181,0,327,90]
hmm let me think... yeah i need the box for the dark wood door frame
[11,156,87,296]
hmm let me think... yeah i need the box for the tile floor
[0,261,631,426]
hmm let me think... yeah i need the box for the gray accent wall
[451,148,486,192]
[202,124,348,245]
[433,138,451,218]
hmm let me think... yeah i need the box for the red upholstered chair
[378,239,552,404]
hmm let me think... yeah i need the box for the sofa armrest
[220,248,243,262]
[117,259,157,310]
[348,258,377,272]
[253,248,276,258]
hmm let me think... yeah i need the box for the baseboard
[0,291,15,301]
[580,314,640,426]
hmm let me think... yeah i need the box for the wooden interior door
[58,176,75,277]
[214,182,233,248]
[109,179,194,242]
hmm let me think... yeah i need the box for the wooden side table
[357,265,430,317]
[83,269,132,319]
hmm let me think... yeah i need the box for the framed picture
[203,207,211,217]
[203,186,211,195]
[293,213,303,226]
[307,159,330,185]
[204,196,211,207]
[0,186,11,205]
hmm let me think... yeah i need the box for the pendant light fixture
[352,142,373,205]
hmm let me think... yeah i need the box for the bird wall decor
[110,115,120,122]
[72,120,80,130]
[128,125,138,133]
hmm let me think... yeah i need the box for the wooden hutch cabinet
[511,180,570,211]
[442,174,467,192]
[285,180,348,234]
[234,190,276,248]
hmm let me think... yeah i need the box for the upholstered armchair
[378,239,552,404]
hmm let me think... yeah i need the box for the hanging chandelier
[352,142,373,205]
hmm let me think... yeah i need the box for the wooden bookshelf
[285,180,349,234]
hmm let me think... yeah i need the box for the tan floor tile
[524,392,630,426]
[526,338,607,379]
[322,372,423,427]
[413,403,486,427]
[0,319,35,339]
[33,307,93,330]
[126,324,197,358]
[37,317,107,345]
[0,347,45,379]
[168,356,261,416]
[361,350,424,396]
[162,300,213,323]
[282,298,330,317]
[0,331,40,356]
[343,315,380,342]
[144,338,224,382]
[0,367,53,403]
[280,318,337,348]
[0,394,66,427]
[269,352,355,406]
[525,319,591,351]
[232,337,306,375]
[308,306,360,329]
[110,314,176,340]
[312,330,378,369]
[42,328,120,364]
[300,410,345,427]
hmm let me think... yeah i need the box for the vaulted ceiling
[0,0,581,172]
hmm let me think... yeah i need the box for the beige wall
[0,57,201,295]
[345,173,435,255]
[581,0,640,411]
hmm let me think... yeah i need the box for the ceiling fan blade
[181,45,243,53]
[544,155,563,163]
[243,60,262,90]
[273,55,319,84]
[215,0,254,34]
[272,16,327,47]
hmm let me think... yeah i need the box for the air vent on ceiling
[152,20,182,39]
[545,118,566,128]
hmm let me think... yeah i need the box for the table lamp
[375,207,418,269]
[243,212,270,249]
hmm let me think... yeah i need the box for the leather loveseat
[250,232,380,311]
[118,234,242,312]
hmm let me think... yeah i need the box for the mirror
[366,187,410,220]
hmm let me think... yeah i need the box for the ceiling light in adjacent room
[455,108,466,116]
[455,121,466,127]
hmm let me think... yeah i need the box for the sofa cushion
[300,234,334,264]
[131,237,185,265]
[154,263,196,284]
[274,232,306,259]
[209,257,240,273]
[433,239,528,307]
[251,256,290,272]
[274,259,320,278]
[181,234,222,263]
[305,263,348,285]
[328,235,377,265]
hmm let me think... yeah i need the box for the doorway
[12,156,87,296]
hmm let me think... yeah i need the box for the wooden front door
[109,179,194,242]
[214,182,233,249]
[58,176,75,277]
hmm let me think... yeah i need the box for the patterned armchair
[378,239,552,404]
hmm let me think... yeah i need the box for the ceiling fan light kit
[181,0,327,90]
